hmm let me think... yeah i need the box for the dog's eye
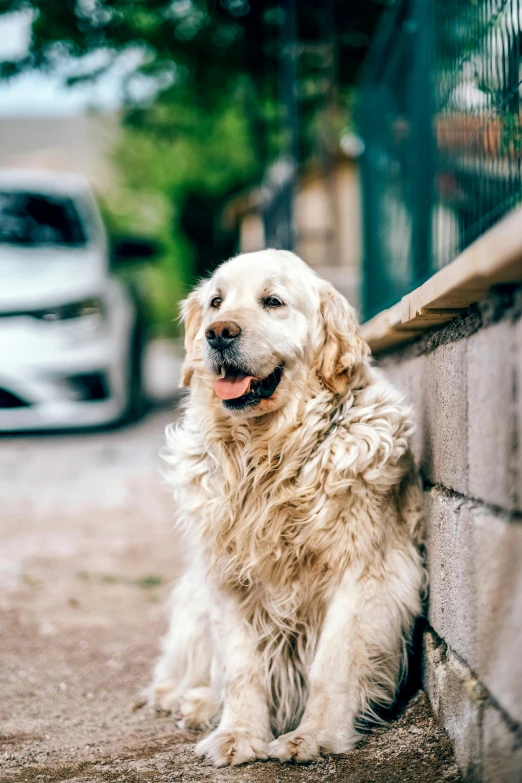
[263,296,284,308]
[210,296,222,309]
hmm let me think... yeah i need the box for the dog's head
[181,250,368,417]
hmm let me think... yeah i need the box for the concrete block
[423,340,468,495]
[400,355,426,466]
[468,321,515,510]
[424,489,477,668]
[475,510,522,725]
[483,706,522,783]
[425,492,522,724]
[423,630,482,782]
[381,355,426,465]
[514,317,522,511]
[381,344,468,490]
[380,360,405,398]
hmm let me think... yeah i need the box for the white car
[0,169,153,431]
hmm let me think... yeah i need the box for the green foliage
[119,84,261,197]
[98,81,261,334]
[0,0,386,332]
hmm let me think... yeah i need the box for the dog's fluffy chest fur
[164,374,422,735]
[167,375,414,596]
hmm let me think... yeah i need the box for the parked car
[0,169,156,431]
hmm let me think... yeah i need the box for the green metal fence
[360,0,522,320]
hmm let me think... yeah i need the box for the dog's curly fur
[152,250,425,766]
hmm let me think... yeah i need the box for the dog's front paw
[269,726,358,763]
[195,727,269,766]
[268,730,321,763]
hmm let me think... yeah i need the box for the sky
[0,11,151,117]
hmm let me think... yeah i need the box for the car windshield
[0,191,87,247]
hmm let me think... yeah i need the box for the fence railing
[262,159,297,251]
[360,0,522,320]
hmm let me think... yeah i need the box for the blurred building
[224,139,363,310]
[0,113,118,192]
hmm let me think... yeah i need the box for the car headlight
[34,297,105,322]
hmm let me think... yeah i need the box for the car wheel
[122,330,146,424]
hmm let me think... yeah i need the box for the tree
[0,0,387,162]
[0,0,388,332]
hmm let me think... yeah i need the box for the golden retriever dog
[152,249,424,766]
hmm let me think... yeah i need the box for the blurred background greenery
[0,0,389,335]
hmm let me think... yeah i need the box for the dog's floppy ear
[180,286,204,388]
[315,282,369,395]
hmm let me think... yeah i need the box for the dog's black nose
[205,320,242,350]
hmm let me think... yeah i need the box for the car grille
[0,389,30,408]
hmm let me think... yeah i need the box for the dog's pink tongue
[214,370,255,400]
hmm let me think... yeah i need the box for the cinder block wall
[378,286,522,783]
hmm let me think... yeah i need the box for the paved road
[0,407,461,782]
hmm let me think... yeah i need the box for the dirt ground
[0,406,461,782]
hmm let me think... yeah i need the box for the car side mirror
[111,236,159,264]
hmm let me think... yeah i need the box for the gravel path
[0,407,461,782]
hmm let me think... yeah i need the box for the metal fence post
[411,0,434,287]
[263,0,299,251]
